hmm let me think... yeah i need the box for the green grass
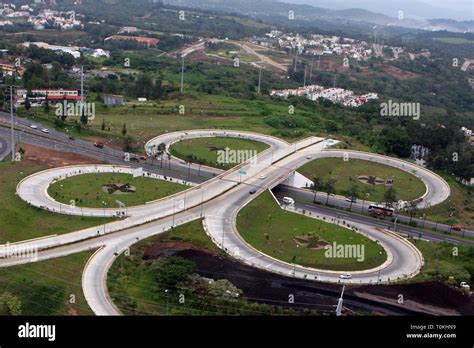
[298,158,426,202]
[48,173,186,208]
[0,161,112,243]
[0,251,93,315]
[237,191,386,271]
[410,240,473,284]
[170,136,269,169]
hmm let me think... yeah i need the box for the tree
[0,291,22,315]
[24,96,31,111]
[151,256,195,288]
[312,177,323,203]
[383,186,398,207]
[346,183,359,211]
[122,123,127,136]
[44,98,50,113]
[122,135,134,152]
[207,279,242,300]
[323,178,337,205]
[101,118,106,131]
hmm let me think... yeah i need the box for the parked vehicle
[94,142,104,149]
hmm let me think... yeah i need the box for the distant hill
[163,0,473,33]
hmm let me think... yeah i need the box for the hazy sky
[283,0,474,21]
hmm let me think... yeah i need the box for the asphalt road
[0,116,456,315]
[274,186,474,240]
[273,187,474,246]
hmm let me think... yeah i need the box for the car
[451,225,464,231]
[69,136,75,141]
[41,128,49,134]
[130,157,139,163]
[249,189,257,194]
[139,155,148,161]
[259,175,266,180]
[94,142,104,149]
[30,125,38,129]
[346,197,357,203]
[339,273,352,280]
[282,197,295,205]
[306,156,312,160]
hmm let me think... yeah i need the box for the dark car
[94,142,104,149]
[130,157,139,162]
[249,189,257,194]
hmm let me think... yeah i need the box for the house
[103,94,124,106]
[0,61,25,77]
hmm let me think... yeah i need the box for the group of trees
[312,176,399,209]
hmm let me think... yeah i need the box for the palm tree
[347,183,359,211]
[324,178,337,205]
[312,177,323,203]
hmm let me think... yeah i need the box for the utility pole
[333,74,337,88]
[10,85,15,162]
[309,58,314,81]
[336,285,345,316]
[80,65,85,120]
[317,54,321,70]
[257,66,262,95]
[294,49,298,72]
[303,67,307,87]
[180,55,185,94]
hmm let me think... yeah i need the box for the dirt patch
[141,240,461,315]
[294,236,329,249]
[350,281,473,316]
[381,64,418,80]
[20,143,102,167]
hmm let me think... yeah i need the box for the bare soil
[142,240,473,315]
[20,143,102,167]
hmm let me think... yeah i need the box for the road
[0,133,10,161]
[274,186,474,240]
[273,187,474,246]
[0,118,457,316]
[230,41,288,72]
[0,129,438,316]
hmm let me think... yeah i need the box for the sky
[283,0,474,21]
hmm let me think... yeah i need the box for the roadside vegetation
[0,160,112,243]
[48,173,187,208]
[237,191,387,271]
[170,137,269,169]
[108,220,318,315]
[0,251,93,315]
[299,158,426,202]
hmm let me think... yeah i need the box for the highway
[274,186,474,240]
[0,119,457,315]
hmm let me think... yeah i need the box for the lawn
[237,191,387,271]
[170,136,270,169]
[0,251,93,315]
[409,239,473,284]
[48,173,186,208]
[0,161,112,243]
[298,158,426,202]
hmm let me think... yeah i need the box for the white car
[41,128,49,134]
[259,175,267,180]
[339,273,352,280]
[30,125,38,129]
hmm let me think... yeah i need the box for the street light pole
[10,85,15,162]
